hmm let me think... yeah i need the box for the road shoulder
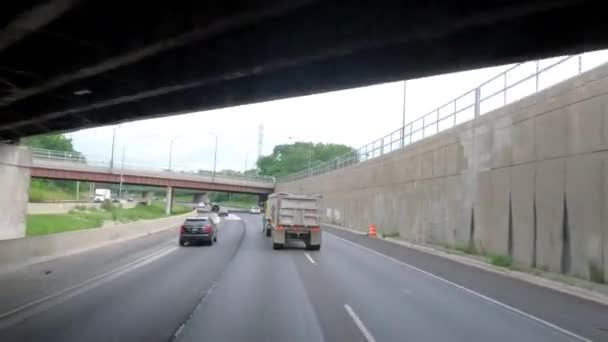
[323,223,608,307]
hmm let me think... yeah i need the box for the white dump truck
[264,193,322,250]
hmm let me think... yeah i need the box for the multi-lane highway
[1,213,607,341]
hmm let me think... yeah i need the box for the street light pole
[209,132,218,178]
[110,126,117,169]
[119,146,125,199]
[168,136,179,171]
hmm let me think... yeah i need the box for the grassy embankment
[29,179,88,202]
[27,201,192,236]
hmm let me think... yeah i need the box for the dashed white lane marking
[304,252,317,265]
[344,304,377,342]
[327,233,591,342]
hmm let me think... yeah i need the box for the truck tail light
[311,226,320,232]
[276,225,284,231]
[179,225,186,234]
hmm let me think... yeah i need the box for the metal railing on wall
[279,52,608,182]
[29,147,275,184]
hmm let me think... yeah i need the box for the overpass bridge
[0,145,274,239]
[29,147,275,196]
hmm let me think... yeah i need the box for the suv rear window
[185,218,208,228]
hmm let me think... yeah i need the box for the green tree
[23,134,86,196]
[22,134,76,151]
[257,142,355,177]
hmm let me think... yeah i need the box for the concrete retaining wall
[0,214,190,273]
[277,63,608,282]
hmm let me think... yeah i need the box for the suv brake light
[179,224,186,234]
[203,224,212,233]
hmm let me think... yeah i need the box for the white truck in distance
[264,193,322,250]
[94,189,112,202]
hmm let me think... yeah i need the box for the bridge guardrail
[29,147,275,184]
[280,52,608,182]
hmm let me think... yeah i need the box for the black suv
[179,217,218,246]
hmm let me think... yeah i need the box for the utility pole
[257,124,264,160]
[76,181,80,201]
[110,126,117,168]
[119,147,125,198]
[168,136,180,171]
[209,132,218,178]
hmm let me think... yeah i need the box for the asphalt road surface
[0,213,607,341]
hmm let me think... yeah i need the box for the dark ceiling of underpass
[0,0,605,140]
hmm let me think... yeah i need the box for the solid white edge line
[327,232,592,342]
[344,304,377,342]
[304,252,317,265]
[0,243,177,321]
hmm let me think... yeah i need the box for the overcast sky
[70,50,608,172]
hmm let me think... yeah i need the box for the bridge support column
[258,194,268,206]
[142,191,154,205]
[192,193,208,204]
[165,186,174,215]
[0,144,31,240]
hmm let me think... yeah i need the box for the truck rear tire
[307,244,320,251]
[272,243,283,250]
[266,228,271,237]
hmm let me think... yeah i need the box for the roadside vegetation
[29,179,90,202]
[27,201,191,236]
[24,134,93,202]
[256,142,356,177]
[487,254,513,268]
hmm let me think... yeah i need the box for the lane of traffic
[324,226,608,341]
[177,214,330,342]
[0,217,246,342]
[298,232,576,341]
[0,227,177,315]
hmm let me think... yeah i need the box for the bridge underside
[30,167,273,195]
[1,0,607,140]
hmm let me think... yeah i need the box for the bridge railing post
[535,60,540,91]
[474,87,481,118]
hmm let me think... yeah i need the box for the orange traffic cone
[368,224,377,238]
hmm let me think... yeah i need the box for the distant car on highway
[218,208,229,217]
[196,203,210,213]
[249,206,261,214]
[179,217,217,246]
[211,204,220,213]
